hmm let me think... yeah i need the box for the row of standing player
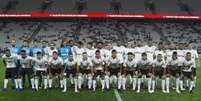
[1,40,199,94]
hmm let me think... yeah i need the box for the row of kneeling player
[1,49,196,94]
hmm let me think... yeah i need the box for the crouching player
[107,50,123,91]
[181,52,195,93]
[48,51,64,90]
[77,52,93,92]
[152,54,168,93]
[166,52,182,93]
[32,52,48,91]
[2,49,21,92]
[63,53,78,93]
[123,52,138,91]
[137,52,153,93]
[91,50,106,92]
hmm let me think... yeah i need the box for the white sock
[35,79,39,90]
[18,79,22,89]
[194,77,196,87]
[60,79,64,88]
[117,76,122,89]
[88,76,92,89]
[44,79,48,89]
[137,78,141,91]
[78,76,82,89]
[133,78,137,90]
[189,81,195,91]
[74,79,78,92]
[101,79,105,90]
[63,78,67,91]
[152,80,156,92]
[166,78,170,92]
[4,79,8,89]
[105,75,110,89]
[148,78,152,92]
[15,79,18,89]
[176,78,180,91]
[122,77,126,90]
[92,80,96,91]
[186,80,189,87]
[162,79,165,91]
[180,80,184,90]
[49,79,52,88]
[31,78,35,89]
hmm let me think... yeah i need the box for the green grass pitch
[0,58,200,101]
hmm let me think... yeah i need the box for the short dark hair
[21,50,26,53]
[95,50,100,53]
[112,49,117,53]
[142,52,147,56]
[127,52,133,55]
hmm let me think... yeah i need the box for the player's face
[37,54,42,59]
[53,53,58,59]
[128,54,133,60]
[11,40,16,47]
[157,54,162,61]
[21,52,27,58]
[97,43,103,49]
[22,41,28,47]
[186,53,191,60]
[142,55,147,60]
[5,51,11,57]
[127,42,132,48]
[82,53,88,59]
[172,54,177,60]
[136,40,141,47]
[148,41,152,46]
[69,54,74,60]
[95,52,101,58]
[87,44,92,49]
[112,51,117,57]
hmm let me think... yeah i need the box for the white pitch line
[114,89,123,101]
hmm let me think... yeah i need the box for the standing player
[145,40,157,61]
[152,54,167,93]
[48,51,64,90]
[63,53,78,93]
[107,50,123,91]
[123,52,138,91]
[77,52,93,92]
[166,52,182,93]
[134,39,145,62]
[137,52,153,93]
[181,52,196,93]
[91,50,106,92]
[32,52,48,91]
[2,49,20,92]
[85,42,95,59]
[113,40,125,62]
[18,50,35,90]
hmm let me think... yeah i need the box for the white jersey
[64,59,77,69]
[123,59,137,71]
[18,56,34,68]
[185,49,199,61]
[177,49,185,61]
[165,49,174,62]
[107,56,122,69]
[104,49,112,63]
[74,47,85,59]
[2,54,18,68]
[49,57,63,69]
[167,58,181,70]
[137,59,153,70]
[153,60,166,70]
[92,56,105,70]
[134,46,145,61]
[145,45,157,61]
[85,48,95,59]
[46,47,58,58]
[33,57,48,71]
[78,57,93,70]
[182,59,195,72]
